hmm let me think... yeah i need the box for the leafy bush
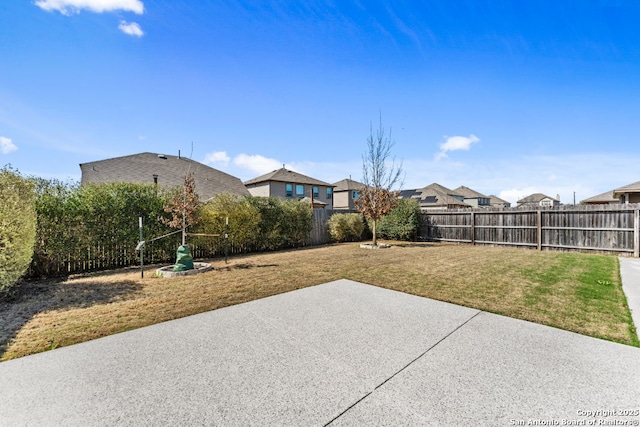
[0,167,36,296]
[246,197,313,251]
[376,198,421,241]
[196,194,261,251]
[30,179,172,277]
[328,213,365,242]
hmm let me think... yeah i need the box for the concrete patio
[1,279,639,426]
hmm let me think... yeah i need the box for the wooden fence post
[470,211,475,245]
[537,210,542,251]
[635,209,639,258]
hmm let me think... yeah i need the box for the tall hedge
[30,180,172,276]
[195,193,261,251]
[246,197,313,251]
[0,167,36,296]
[376,198,421,241]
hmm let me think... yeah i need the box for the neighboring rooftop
[399,183,471,209]
[453,185,486,199]
[613,180,640,197]
[80,152,250,200]
[332,178,367,192]
[488,194,511,207]
[517,193,559,204]
[581,190,618,205]
[244,168,333,187]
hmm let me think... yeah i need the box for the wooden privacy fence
[28,209,338,278]
[28,234,254,278]
[421,204,640,257]
[307,208,331,245]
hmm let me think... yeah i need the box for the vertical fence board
[421,204,639,256]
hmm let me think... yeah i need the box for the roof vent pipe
[178,150,181,159]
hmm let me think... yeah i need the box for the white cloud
[118,21,143,37]
[0,136,17,154]
[234,154,285,175]
[498,188,539,206]
[436,134,480,160]
[203,151,231,167]
[35,0,144,15]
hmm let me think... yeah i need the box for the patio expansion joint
[323,309,483,426]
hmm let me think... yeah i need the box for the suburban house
[244,167,335,209]
[488,194,511,208]
[332,178,367,211]
[452,186,491,208]
[581,190,619,205]
[582,180,640,205]
[516,193,560,208]
[399,183,472,211]
[80,152,250,200]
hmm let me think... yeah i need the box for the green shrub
[328,213,365,242]
[0,166,36,296]
[30,179,172,277]
[196,194,260,251]
[246,197,313,251]
[376,198,421,241]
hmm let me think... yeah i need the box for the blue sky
[2,1,639,205]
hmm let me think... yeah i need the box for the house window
[327,188,333,199]
[313,186,319,198]
[286,183,293,197]
[296,184,304,196]
[352,191,359,200]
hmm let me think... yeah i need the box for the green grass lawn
[1,242,637,361]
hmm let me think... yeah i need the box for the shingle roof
[80,152,250,200]
[332,178,367,192]
[399,183,471,208]
[453,185,487,199]
[488,195,511,206]
[581,190,618,204]
[517,193,558,204]
[613,180,640,196]
[244,168,333,187]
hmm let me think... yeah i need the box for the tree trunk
[372,220,377,246]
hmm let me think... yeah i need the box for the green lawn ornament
[173,245,194,271]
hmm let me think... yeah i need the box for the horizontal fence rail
[421,204,640,257]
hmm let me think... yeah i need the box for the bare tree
[160,172,199,246]
[355,115,403,246]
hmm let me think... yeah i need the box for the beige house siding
[246,182,271,197]
[464,198,480,208]
[333,191,350,210]
[333,190,359,210]
[248,181,334,208]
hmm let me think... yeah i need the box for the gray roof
[581,190,618,204]
[80,152,250,199]
[613,180,640,196]
[399,183,471,208]
[332,178,367,192]
[517,193,558,204]
[244,168,333,187]
[488,194,511,206]
[453,185,487,199]
[581,180,640,204]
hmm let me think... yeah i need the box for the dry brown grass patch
[1,242,637,361]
